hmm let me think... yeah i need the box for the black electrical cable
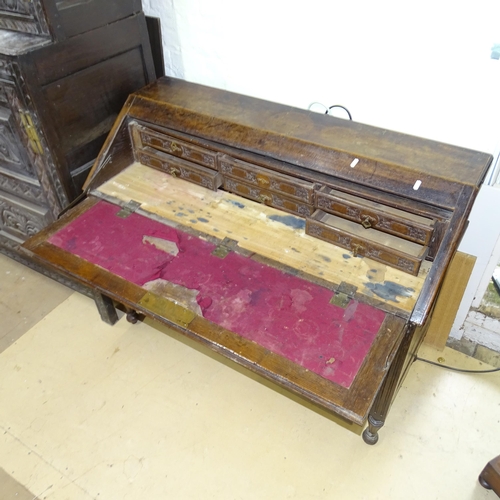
[415,356,500,374]
[326,105,352,120]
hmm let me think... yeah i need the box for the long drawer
[223,177,314,217]
[135,125,218,170]
[315,186,435,245]
[138,147,222,191]
[219,155,315,203]
[306,210,428,275]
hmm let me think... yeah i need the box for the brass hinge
[19,111,43,155]
[116,200,141,218]
[211,237,239,258]
[329,281,358,309]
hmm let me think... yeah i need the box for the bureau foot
[94,293,119,325]
[478,474,491,490]
[362,414,384,445]
[478,455,500,494]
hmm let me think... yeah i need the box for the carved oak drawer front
[223,178,314,217]
[138,147,222,191]
[138,128,218,170]
[219,155,315,203]
[306,210,429,276]
[315,186,435,245]
[0,190,50,241]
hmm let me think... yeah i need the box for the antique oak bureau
[22,77,492,444]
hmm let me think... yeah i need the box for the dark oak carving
[0,4,155,253]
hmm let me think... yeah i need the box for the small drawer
[219,155,315,203]
[306,210,428,275]
[315,186,434,245]
[138,127,218,170]
[138,147,222,191]
[223,178,314,217]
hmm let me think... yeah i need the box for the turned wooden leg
[94,292,119,325]
[362,415,384,445]
[361,323,417,445]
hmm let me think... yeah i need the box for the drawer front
[0,190,51,241]
[224,178,314,217]
[219,155,315,203]
[138,128,218,170]
[306,210,428,276]
[315,187,434,245]
[138,148,222,191]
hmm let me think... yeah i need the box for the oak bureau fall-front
[21,77,492,444]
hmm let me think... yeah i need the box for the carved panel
[0,58,12,83]
[0,171,45,203]
[0,0,32,15]
[0,104,35,177]
[0,0,49,36]
[6,65,67,217]
[0,194,49,240]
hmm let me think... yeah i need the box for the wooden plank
[95,163,429,315]
[423,251,476,350]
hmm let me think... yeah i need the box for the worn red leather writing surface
[48,200,385,388]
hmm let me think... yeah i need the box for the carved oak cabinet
[0,0,155,257]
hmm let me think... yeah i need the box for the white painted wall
[143,0,500,152]
[142,0,500,339]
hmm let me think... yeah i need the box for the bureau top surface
[133,77,491,192]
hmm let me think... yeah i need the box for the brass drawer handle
[169,167,180,177]
[351,243,365,257]
[170,142,182,153]
[361,216,376,229]
[258,194,272,204]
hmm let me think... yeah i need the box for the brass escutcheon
[361,216,375,229]
[169,167,179,177]
[258,194,272,204]
[170,142,182,153]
